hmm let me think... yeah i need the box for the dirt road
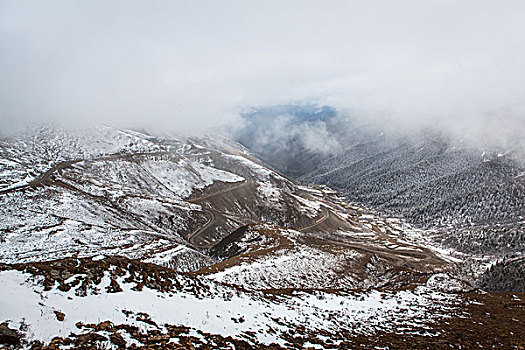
[297,207,330,232]
[0,150,178,196]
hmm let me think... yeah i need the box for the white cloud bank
[1,0,524,140]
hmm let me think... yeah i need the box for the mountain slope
[0,124,523,348]
[235,105,525,269]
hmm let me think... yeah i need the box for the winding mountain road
[186,181,252,247]
[0,150,178,196]
[297,207,330,232]
[186,182,335,247]
[187,180,251,203]
[0,160,82,195]
[187,210,216,246]
[316,235,448,270]
[1,150,335,250]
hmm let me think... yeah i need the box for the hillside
[0,125,523,349]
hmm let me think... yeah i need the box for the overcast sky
[1,0,524,140]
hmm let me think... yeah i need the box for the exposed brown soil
[0,256,210,297]
[325,292,525,350]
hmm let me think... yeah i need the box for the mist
[1,0,524,145]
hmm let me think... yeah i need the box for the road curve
[188,210,216,246]
[190,191,333,247]
[0,160,82,195]
[297,207,330,232]
[187,180,251,203]
[0,150,252,250]
[1,150,334,249]
[0,150,178,196]
[185,181,257,248]
[317,235,448,270]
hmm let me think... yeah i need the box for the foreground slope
[0,257,523,349]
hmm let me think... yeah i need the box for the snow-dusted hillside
[0,125,306,269]
[0,257,461,349]
[0,125,523,349]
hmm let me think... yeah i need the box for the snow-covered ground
[143,158,244,199]
[0,264,460,347]
[208,243,363,290]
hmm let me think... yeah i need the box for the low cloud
[239,112,342,156]
[1,0,524,146]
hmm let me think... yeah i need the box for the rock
[110,333,127,349]
[76,332,108,344]
[0,322,20,345]
[54,310,65,321]
[49,336,64,346]
[148,334,170,343]
[106,278,123,293]
[97,320,114,331]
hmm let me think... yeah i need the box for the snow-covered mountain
[0,125,523,349]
